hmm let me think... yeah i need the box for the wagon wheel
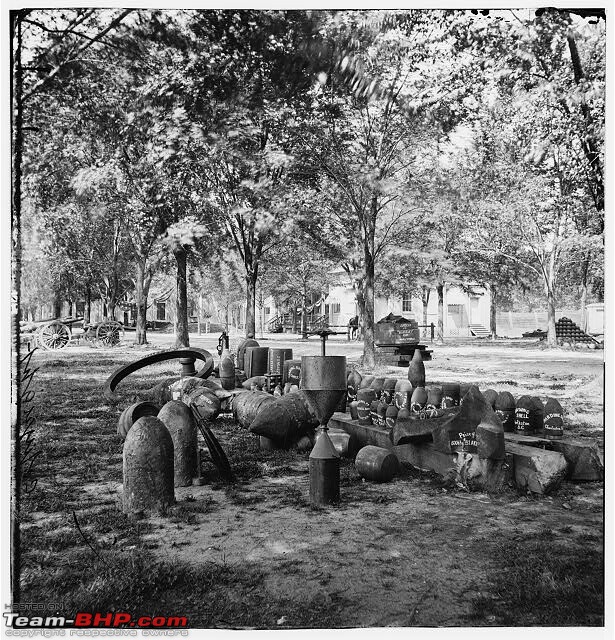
[95,321,123,348]
[37,321,71,351]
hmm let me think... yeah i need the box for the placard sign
[449,429,478,453]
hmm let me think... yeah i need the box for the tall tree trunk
[490,283,497,340]
[84,288,91,324]
[363,254,376,368]
[245,270,257,338]
[436,283,445,343]
[301,293,308,340]
[53,290,62,319]
[579,254,590,332]
[421,285,430,337]
[546,285,557,347]
[173,245,189,347]
[134,260,150,345]
[292,304,298,334]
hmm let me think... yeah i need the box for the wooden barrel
[232,391,276,429]
[355,445,398,482]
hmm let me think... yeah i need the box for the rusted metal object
[248,392,319,443]
[236,338,260,371]
[283,359,302,386]
[117,401,159,439]
[482,388,498,409]
[357,388,376,425]
[495,391,516,432]
[410,387,428,414]
[382,378,397,405]
[103,348,214,400]
[543,398,564,438]
[232,391,276,429]
[355,445,398,482]
[219,354,235,390]
[244,346,269,379]
[407,348,425,388]
[385,405,398,430]
[123,416,175,517]
[515,395,541,434]
[302,355,347,508]
[394,380,413,411]
[347,370,362,403]
[158,400,199,487]
[269,348,293,375]
[441,383,461,408]
[184,387,222,422]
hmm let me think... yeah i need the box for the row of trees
[13,8,605,365]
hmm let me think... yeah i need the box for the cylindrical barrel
[219,355,235,390]
[244,347,269,379]
[394,380,413,411]
[232,391,276,429]
[269,348,293,375]
[385,405,398,430]
[117,401,159,439]
[309,430,340,506]
[236,338,259,371]
[347,370,362,403]
[355,445,398,482]
[283,359,302,386]
[123,416,175,517]
[495,392,516,432]
[158,400,198,487]
[185,387,222,423]
[543,398,564,438]
[407,349,425,388]
[441,383,460,408]
[370,377,386,401]
[482,389,498,409]
[382,378,397,405]
[357,388,376,424]
[410,387,428,414]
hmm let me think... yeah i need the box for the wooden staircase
[469,324,491,338]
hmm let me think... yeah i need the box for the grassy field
[16,335,605,628]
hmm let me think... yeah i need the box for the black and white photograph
[5,1,611,634]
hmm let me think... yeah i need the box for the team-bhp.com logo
[4,613,187,628]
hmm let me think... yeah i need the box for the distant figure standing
[347,315,359,341]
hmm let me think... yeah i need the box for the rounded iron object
[381,378,397,405]
[219,355,235,390]
[349,400,359,420]
[426,386,443,410]
[441,383,461,409]
[104,348,215,400]
[355,445,398,482]
[515,395,542,434]
[357,388,376,425]
[385,405,398,430]
[347,370,362,402]
[394,380,413,411]
[407,349,426,388]
[376,400,388,427]
[236,338,260,371]
[123,416,175,517]
[410,386,428,413]
[482,389,498,409]
[158,401,198,487]
[543,397,564,438]
[117,401,159,439]
[370,377,386,401]
[185,387,222,422]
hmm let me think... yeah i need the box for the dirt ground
[18,333,605,628]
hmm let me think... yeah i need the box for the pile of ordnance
[107,340,603,517]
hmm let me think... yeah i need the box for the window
[331,303,341,314]
[325,304,330,315]
[264,306,270,315]
[402,292,412,313]
[156,302,166,321]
